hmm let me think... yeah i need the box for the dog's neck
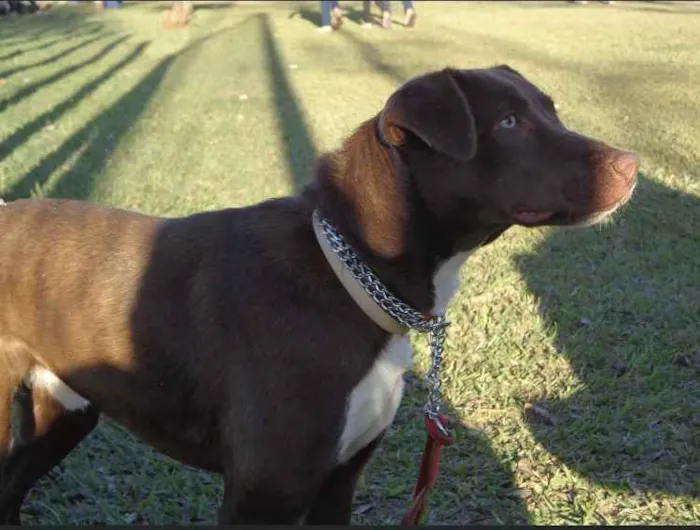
[305,116,504,314]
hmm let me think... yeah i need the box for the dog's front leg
[303,435,384,525]
[217,467,317,525]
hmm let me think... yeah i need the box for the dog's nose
[612,151,640,183]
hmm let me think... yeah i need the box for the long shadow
[297,9,409,85]
[0,23,104,61]
[516,176,700,498]
[0,19,99,47]
[1,44,169,202]
[2,17,256,203]
[359,378,530,524]
[0,29,109,79]
[0,32,127,114]
[0,38,141,170]
[46,57,176,201]
[259,13,317,192]
[0,49,22,62]
[337,27,407,85]
[295,5,323,27]
[0,22,55,44]
[0,25,28,41]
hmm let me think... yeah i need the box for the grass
[1,0,699,525]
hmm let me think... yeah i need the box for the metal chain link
[316,214,451,435]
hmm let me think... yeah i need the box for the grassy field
[1,0,699,525]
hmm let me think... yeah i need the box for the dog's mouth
[512,179,637,228]
[512,208,555,226]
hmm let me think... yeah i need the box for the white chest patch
[29,366,91,411]
[336,335,411,464]
[336,250,472,464]
[431,250,472,315]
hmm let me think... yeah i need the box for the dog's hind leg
[0,346,99,524]
[0,339,32,523]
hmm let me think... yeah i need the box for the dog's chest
[336,251,471,464]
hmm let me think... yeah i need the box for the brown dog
[0,65,638,525]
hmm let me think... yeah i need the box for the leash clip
[426,411,452,440]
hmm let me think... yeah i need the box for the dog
[0,65,638,525]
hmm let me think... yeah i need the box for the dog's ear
[494,64,525,78]
[378,68,476,162]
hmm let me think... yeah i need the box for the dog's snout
[611,151,640,183]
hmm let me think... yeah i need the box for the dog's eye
[499,114,517,129]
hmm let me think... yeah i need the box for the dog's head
[378,65,639,236]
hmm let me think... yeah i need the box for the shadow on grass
[297,17,416,84]
[0,16,91,43]
[293,5,322,27]
[2,19,254,203]
[0,37,142,170]
[0,49,22,62]
[337,26,407,84]
[0,30,111,79]
[517,176,700,498]
[0,21,93,51]
[341,3,372,26]
[1,41,151,200]
[259,13,317,192]
[361,379,531,524]
[0,32,127,114]
[0,22,103,57]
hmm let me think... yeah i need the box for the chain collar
[312,210,451,435]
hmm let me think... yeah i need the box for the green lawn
[1,0,699,525]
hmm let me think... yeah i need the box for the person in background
[318,0,343,32]
[378,1,417,29]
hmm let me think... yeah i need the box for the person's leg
[320,0,332,30]
[361,0,372,28]
[402,0,416,27]
[378,0,391,29]
[330,0,343,29]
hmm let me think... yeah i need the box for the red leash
[401,413,455,525]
